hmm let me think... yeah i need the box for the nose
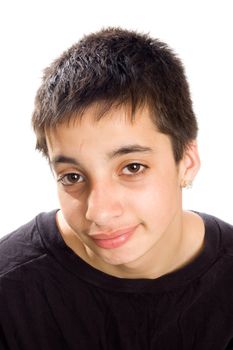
[85,182,123,225]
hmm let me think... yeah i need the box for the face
[46,105,198,270]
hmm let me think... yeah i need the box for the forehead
[47,103,157,137]
[45,104,172,159]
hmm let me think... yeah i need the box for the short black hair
[32,27,198,162]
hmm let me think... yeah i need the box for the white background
[0,0,232,236]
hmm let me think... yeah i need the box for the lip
[90,225,138,249]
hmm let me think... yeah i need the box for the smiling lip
[90,226,138,249]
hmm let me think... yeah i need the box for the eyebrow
[50,155,81,167]
[108,145,153,159]
[50,144,153,167]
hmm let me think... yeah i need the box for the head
[31,28,200,271]
[32,27,198,163]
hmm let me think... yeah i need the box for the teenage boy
[1,27,233,350]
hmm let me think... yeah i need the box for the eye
[57,173,84,186]
[121,163,148,176]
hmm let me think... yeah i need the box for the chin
[97,251,142,267]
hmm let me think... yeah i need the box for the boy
[1,27,233,349]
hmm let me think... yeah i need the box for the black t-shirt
[1,210,233,349]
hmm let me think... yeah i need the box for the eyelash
[121,163,148,176]
[57,162,148,186]
[57,173,84,186]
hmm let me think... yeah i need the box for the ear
[178,141,201,188]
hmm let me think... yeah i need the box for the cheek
[57,189,86,227]
[132,175,181,220]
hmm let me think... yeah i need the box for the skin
[46,104,205,279]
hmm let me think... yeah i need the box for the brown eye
[122,163,147,176]
[127,163,141,173]
[58,173,84,186]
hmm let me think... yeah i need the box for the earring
[185,181,193,189]
[181,180,193,189]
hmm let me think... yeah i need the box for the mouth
[90,225,138,249]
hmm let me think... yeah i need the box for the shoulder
[0,213,50,278]
[188,211,233,278]
[202,213,233,248]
